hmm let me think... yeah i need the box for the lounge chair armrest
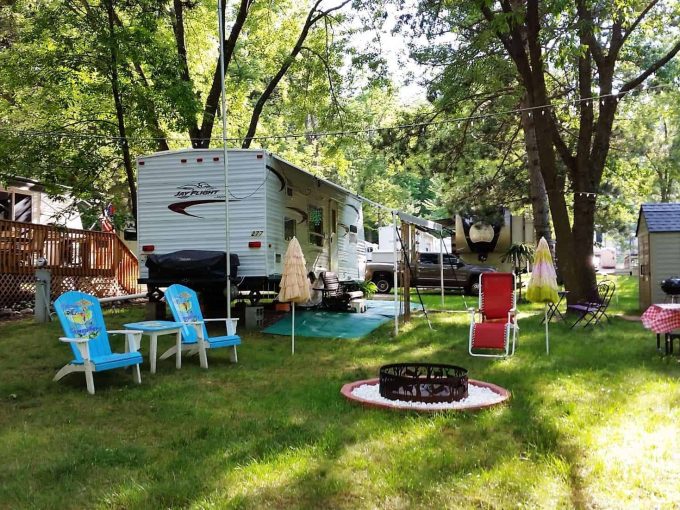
[107,330,144,352]
[178,321,206,340]
[203,318,239,335]
[59,337,91,361]
[59,336,90,344]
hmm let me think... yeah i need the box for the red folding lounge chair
[468,272,518,358]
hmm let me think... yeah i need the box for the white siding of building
[650,232,680,306]
[40,194,83,229]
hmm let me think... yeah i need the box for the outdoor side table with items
[641,303,680,355]
[123,320,183,373]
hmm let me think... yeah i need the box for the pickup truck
[365,252,496,294]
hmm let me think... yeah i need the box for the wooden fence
[0,220,142,309]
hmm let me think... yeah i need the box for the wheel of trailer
[248,289,262,305]
[373,273,393,294]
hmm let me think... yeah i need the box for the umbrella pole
[292,302,295,355]
[545,304,549,354]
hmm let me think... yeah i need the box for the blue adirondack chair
[162,284,241,369]
[54,291,143,394]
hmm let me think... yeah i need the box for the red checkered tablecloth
[641,304,680,333]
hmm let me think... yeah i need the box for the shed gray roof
[636,203,680,235]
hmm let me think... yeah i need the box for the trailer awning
[357,195,451,235]
[396,211,443,232]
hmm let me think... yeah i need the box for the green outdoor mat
[262,300,422,339]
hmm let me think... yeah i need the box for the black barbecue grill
[143,250,239,284]
[661,277,680,302]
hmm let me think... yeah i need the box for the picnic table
[641,303,680,355]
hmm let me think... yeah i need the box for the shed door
[639,233,651,309]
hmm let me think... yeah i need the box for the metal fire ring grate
[379,363,468,403]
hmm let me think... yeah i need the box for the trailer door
[329,199,339,273]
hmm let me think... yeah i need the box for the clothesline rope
[0,83,670,145]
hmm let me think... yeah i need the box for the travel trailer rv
[136,149,366,298]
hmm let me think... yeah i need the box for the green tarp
[262,300,422,339]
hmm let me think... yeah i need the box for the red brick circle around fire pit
[341,378,511,412]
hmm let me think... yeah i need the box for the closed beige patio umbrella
[277,236,311,354]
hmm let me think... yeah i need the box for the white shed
[636,203,680,310]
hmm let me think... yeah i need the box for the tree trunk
[241,2,321,148]
[520,97,551,243]
[106,0,137,220]
[570,192,598,297]
[171,0,201,146]
[479,0,680,304]
[241,0,350,148]
[194,0,251,148]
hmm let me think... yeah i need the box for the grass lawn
[1,275,679,509]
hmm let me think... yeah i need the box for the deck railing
[0,219,142,296]
[115,237,142,294]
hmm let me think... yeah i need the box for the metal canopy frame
[357,197,452,336]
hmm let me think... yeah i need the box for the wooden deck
[0,220,142,303]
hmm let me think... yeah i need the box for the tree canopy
[1,0,679,291]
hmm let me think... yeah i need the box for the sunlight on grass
[584,381,680,507]
[2,276,680,508]
[196,444,322,508]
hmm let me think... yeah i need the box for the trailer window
[0,192,10,220]
[0,190,32,222]
[14,193,32,222]
[309,205,324,247]
[284,217,296,241]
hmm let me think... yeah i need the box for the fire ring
[379,363,468,403]
[341,378,510,412]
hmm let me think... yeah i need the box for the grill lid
[661,277,680,295]
[146,250,239,280]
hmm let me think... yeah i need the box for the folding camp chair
[320,271,363,311]
[568,280,615,328]
[468,272,518,358]
[54,291,143,394]
[164,284,241,369]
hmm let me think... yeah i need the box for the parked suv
[365,252,496,295]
